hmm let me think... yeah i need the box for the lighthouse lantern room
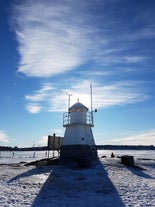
[60,100,97,162]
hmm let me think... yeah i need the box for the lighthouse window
[81,137,84,141]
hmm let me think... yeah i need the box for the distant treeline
[0,146,48,151]
[97,145,155,150]
[0,145,155,151]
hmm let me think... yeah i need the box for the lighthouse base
[60,144,97,162]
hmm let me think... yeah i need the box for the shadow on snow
[126,166,155,179]
[7,165,53,184]
[31,159,125,207]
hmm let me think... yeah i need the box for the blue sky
[0,0,155,147]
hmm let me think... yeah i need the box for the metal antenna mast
[90,83,93,112]
[67,93,72,111]
[90,84,93,125]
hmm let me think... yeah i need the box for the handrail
[63,111,94,127]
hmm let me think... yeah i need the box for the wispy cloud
[25,83,54,102]
[25,83,54,113]
[111,129,155,145]
[12,0,152,115]
[25,103,42,114]
[123,56,146,64]
[25,80,150,113]
[12,0,153,78]
[93,81,150,108]
[49,80,150,111]
[0,130,10,144]
[12,0,96,77]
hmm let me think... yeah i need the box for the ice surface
[0,150,155,207]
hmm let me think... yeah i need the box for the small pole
[47,135,50,159]
[53,133,55,158]
[58,136,60,156]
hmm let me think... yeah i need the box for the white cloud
[0,130,10,144]
[111,129,155,145]
[93,81,149,108]
[25,83,54,102]
[38,136,47,146]
[48,80,149,112]
[25,103,42,114]
[11,0,155,78]
[13,0,95,77]
[25,83,54,113]
[49,128,64,136]
[93,52,146,66]
[25,80,149,113]
[123,56,146,64]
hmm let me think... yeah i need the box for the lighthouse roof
[69,102,88,112]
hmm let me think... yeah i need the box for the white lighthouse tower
[60,99,97,162]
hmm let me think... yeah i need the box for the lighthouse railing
[63,111,94,127]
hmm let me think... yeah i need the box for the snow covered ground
[0,150,155,207]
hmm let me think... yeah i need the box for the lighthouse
[60,100,97,163]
